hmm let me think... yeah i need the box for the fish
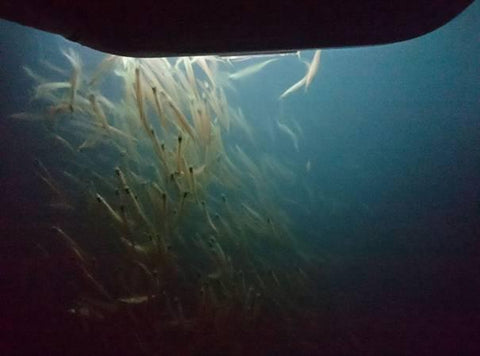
[23,66,46,84]
[51,231,112,301]
[34,81,71,100]
[88,94,109,130]
[183,57,199,97]
[270,269,281,287]
[228,58,278,80]
[33,159,63,198]
[195,57,216,87]
[96,193,123,225]
[175,191,189,225]
[114,167,152,230]
[276,120,299,151]
[208,235,227,268]
[231,107,254,143]
[222,52,293,63]
[241,203,262,221]
[134,69,173,169]
[61,48,81,111]
[160,90,196,140]
[120,236,150,261]
[216,88,231,131]
[51,226,89,266]
[235,144,261,178]
[278,77,306,100]
[88,55,117,87]
[134,67,148,133]
[77,130,103,152]
[187,167,197,202]
[49,133,76,154]
[201,201,218,233]
[40,60,68,77]
[278,49,321,99]
[193,164,206,176]
[306,160,311,172]
[152,87,167,129]
[9,112,43,121]
[304,49,321,91]
[118,295,150,304]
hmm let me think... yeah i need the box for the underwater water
[1,2,480,355]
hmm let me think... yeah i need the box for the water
[1,3,479,355]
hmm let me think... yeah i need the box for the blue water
[1,2,479,355]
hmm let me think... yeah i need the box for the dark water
[1,2,480,355]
